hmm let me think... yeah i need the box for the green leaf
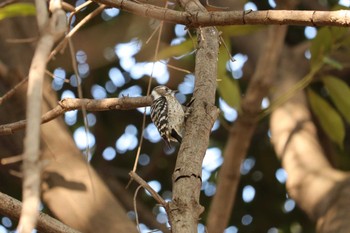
[322,76,350,123]
[322,56,343,70]
[307,88,345,148]
[0,3,36,21]
[310,27,332,67]
[310,26,350,70]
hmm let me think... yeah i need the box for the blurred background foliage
[1,0,350,232]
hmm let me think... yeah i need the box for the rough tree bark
[166,0,219,232]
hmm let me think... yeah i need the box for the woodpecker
[150,86,188,147]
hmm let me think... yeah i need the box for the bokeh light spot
[219,98,238,122]
[203,147,223,172]
[146,180,161,195]
[102,147,116,161]
[244,2,257,11]
[224,226,238,233]
[73,127,95,150]
[283,199,296,213]
[275,168,287,184]
[242,185,255,203]
[175,24,186,37]
[305,26,317,39]
[139,154,150,166]
[1,217,12,228]
[240,157,255,175]
[241,214,253,226]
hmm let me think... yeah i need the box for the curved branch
[0,96,152,136]
[93,0,350,27]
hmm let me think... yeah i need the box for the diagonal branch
[0,96,152,136]
[129,171,167,207]
[0,192,81,233]
[93,0,350,27]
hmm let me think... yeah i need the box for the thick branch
[18,0,66,231]
[0,96,152,136]
[167,1,219,233]
[93,0,350,27]
[0,192,81,233]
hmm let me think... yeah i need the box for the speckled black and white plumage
[150,86,185,146]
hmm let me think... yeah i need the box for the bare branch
[0,77,28,106]
[93,0,350,27]
[1,154,23,164]
[100,172,170,232]
[129,171,167,207]
[0,96,152,136]
[17,0,68,230]
[166,0,220,233]
[0,192,81,233]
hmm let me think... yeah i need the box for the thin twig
[49,4,105,61]
[1,155,23,165]
[5,37,38,43]
[68,37,96,200]
[129,171,167,206]
[162,61,191,74]
[0,77,28,105]
[61,1,75,12]
[219,33,235,62]
[145,22,162,44]
[9,170,22,178]
[45,70,70,83]
[132,2,167,173]
[67,1,93,31]
[134,185,143,233]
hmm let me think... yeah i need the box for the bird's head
[151,86,177,100]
